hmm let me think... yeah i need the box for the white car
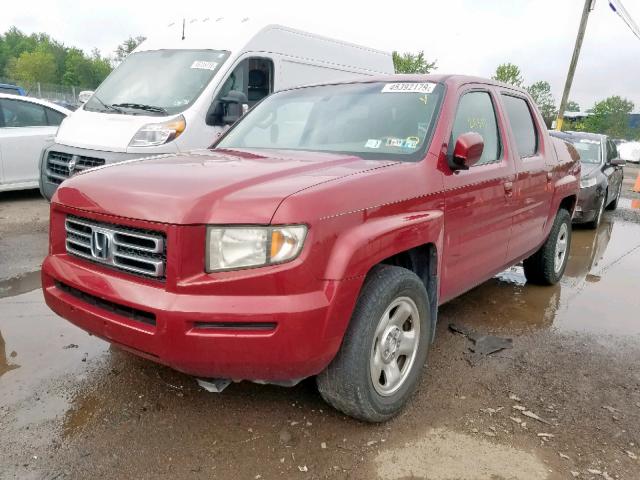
[0,94,71,192]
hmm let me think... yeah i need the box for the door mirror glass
[450,132,484,170]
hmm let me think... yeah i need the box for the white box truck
[40,21,394,199]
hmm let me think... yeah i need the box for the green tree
[114,36,146,64]
[492,63,524,87]
[392,51,437,74]
[565,100,580,112]
[527,81,557,127]
[6,49,57,84]
[582,96,634,138]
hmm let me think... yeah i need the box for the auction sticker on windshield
[381,82,437,94]
[191,61,219,70]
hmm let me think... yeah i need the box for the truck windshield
[571,139,601,164]
[84,49,229,116]
[217,82,444,161]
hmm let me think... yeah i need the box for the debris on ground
[448,323,513,364]
[298,465,308,472]
[62,344,78,349]
[196,378,231,393]
[625,450,637,460]
[509,393,521,402]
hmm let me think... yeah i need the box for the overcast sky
[3,0,640,112]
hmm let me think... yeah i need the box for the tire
[317,264,431,422]
[606,183,621,211]
[523,209,572,285]
[585,192,606,229]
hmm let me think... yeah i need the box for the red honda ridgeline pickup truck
[43,75,580,422]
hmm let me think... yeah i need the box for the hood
[56,108,167,152]
[54,149,399,224]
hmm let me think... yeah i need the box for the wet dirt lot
[1,166,640,480]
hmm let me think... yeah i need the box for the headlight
[206,225,307,272]
[580,176,597,188]
[129,115,186,147]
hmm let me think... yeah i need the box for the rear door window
[0,98,47,127]
[451,91,501,165]
[501,95,538,157]
[45,107,66,126]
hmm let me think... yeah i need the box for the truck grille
[46,151,105,184]
[65,215,166,280]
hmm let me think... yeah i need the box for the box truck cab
[40,21,393,200]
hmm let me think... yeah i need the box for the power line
[609,0,640,40]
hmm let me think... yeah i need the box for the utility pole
[555,0,596,131]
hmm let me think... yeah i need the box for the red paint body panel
[42,74,579,381]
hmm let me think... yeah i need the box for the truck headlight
[580,176,597,188]
[206,225,307,272]
[129,115,186,147]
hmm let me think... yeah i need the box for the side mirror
[610,157,626,167]
[449,132,484,171]
[78,90,94,103]
[206,90,249,127]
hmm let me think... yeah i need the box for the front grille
[65,215,166,280]
[46,151,105,184]
[56,281,156,326]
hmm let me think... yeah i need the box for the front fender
[320,209,444,280]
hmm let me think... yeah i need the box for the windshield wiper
[89,94,124,114]
[111,103,168,114]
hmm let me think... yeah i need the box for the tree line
[0,27,144,90]
[2,31,636,140]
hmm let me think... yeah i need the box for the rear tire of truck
[317,264,431,423]
[523,208,572,285]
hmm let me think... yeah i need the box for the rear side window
[501,95,538,157]
[0,98,47,127]
[451,91,501,165]
[45,107,66,126]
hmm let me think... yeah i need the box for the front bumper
[42,242,362,382]
[572,184,604,224]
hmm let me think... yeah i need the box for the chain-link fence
[0,77,82,106]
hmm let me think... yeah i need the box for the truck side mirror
[206,90,249,127]
[449,132,484,171]
[610,157,626,167]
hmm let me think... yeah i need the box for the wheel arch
[378,243,439,342]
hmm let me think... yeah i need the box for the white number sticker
[381,82,436,94]
[191,61,219,70]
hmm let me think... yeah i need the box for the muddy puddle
[444,217,640,337]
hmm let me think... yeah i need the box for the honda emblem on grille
[68,155,78,175]
[90,230,111,260]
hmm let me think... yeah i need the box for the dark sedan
[550,131,625,228]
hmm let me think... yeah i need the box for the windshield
[84,49,229,116]
[572,138,602,164]
[217,82,444,161]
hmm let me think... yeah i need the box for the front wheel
[606,182,621,211]
[317,265,431,422]
[585,193,606,229]
[523,208,572,285]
